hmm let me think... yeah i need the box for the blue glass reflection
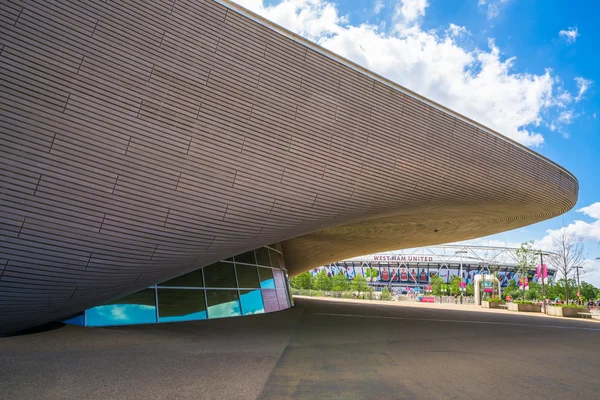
[159,311,207,323]
[63,314,84,326]
[240,290,265,315]
[86,304,157,326]
[207,300,241,319]
[260,278,275,289]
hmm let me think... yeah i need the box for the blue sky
[235,0,600,282]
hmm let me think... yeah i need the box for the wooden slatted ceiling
[0,0,577,334]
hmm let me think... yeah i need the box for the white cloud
[575,77,592,101]
[452,237,523,249]
[559,27,579,43]
[557,110,575,125]
[579,202,600,220]
[478,0,510,20]
[237,0,346,41]
[533,202,600,251]
[394,0,428,24]
[581,258,600,287]
[374,0,385,15]
[446,23,469,37]
[235,0,585,147]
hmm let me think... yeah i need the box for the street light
[574,265,584,304]
[455,250,467,303]
[535,251,549,314]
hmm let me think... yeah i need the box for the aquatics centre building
[0,0,578,334]
[313,245,558,293]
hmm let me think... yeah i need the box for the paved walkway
[1,297,599,399]
[295,295,600,322]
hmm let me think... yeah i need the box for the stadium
[313,245,558,293]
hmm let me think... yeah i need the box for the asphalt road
[1,297,599,400]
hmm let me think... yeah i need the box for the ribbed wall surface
[0,0,577,334]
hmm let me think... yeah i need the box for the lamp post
[574,265,584,304]
[455,250,468,305]
[535,251,549,314]
[481,264,486,307]
[441,284,447,303]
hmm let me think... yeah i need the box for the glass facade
[71,245,292,327]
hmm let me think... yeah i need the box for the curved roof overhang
[0,0,577,334]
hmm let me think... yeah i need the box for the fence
[291,289,476,304]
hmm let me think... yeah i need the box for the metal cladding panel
[0,0,577,334]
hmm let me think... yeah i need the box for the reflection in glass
[160,269,203,287]
[234,250,256,265]
[262,289,279,313]
[240,289,265,315]
[269,248,281,268]
[255,247,271,267]
[206,290,241,318]
[204,262,236,288]
[63,313,84,326]
[158,289,207,322]
[273,269,286,289]
[258,267,275,289]
[277,289,289,308]
[86,289,157,326]
[236,264,260,289]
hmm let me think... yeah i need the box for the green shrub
[380,287,392,301]
[514,300,538,305]
[487,297,505,303]
[557,304,588,309]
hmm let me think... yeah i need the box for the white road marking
[312,312,600,331]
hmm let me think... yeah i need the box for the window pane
[159,269,203,287]
[63,313,84,326]
[86,289,156,326]
[240,289,265,315]
[269,248,281,268]
[206,290,241,318]
[277,289,289,309]
[262,289,279,312]
[273,269,286,289]
[236,264,260,289]
[203,262,236,288]
[234,250,256,265]
[258,267,275,289]
[157,289,206,322]
[255,247,271,267]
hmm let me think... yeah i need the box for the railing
[291,289,476,304]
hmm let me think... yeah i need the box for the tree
[331,272,350,291]
[526,281,541,301]
[548,229,585,303]
[515,242,537,300]
[314,270,332,291]
[466,283,474,296]
[290,272,314,290]
[380,287,392,300]
[352,274,369,293]
[430,274,444,295]
[450,276,461,295]
[504,279,521,300]
[580,281,598,301]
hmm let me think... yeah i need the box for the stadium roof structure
[0,0,577,334]
[341,245,559,270]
